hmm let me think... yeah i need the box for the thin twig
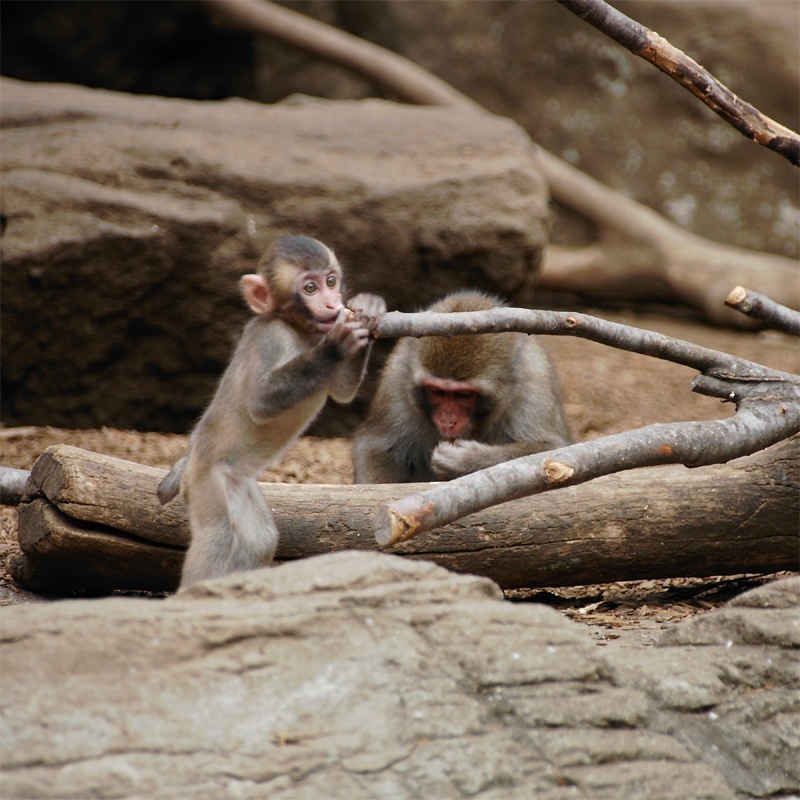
[557,0,800,165]
[207,0,800,166]
[725,286,800,336]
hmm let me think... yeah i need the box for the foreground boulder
[2,552,797,798]
[0,78,548,431]
[606,577,800,798]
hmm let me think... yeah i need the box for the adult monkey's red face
[420,377,481,439]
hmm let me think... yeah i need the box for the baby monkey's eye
[326,274,338,288]
[303,281,318,295]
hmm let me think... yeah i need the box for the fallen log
[11,441,798,595]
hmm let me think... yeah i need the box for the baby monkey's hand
[347,293,387,333]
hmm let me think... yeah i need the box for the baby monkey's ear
[241,274,272,315]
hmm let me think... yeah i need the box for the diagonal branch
[556,0,800,166]
[371,305,800,545]
[376,400,800,546]
[201,0,481,111]
[535,154,799,324]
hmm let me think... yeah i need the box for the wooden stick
[557,0,800,165]
[376,400,799,546]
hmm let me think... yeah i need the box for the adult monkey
[158,235,385,589]
[353,290,571,483]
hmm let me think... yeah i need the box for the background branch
[201,0,482,111]
[556,0,800,165]
[725,286,800,336]
[534,155,799,324]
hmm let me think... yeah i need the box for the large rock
[606,576,800,798]
[2,552,798,799]
[1,553,731,800]
[0,78,549,431]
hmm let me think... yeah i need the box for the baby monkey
[158,235,385,590]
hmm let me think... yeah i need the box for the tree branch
[374,308,798,384]
[556,0,800,166]
[376,401,800,546]
[725,286,800,336]
[201,0,482,111]
[533,153,799,325]
[372,305,800,545]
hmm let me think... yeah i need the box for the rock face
[607,578,800,799]
[2,1,796,261]
[1,552,797,799]
[255,0,800,261]
[0,78,549,431]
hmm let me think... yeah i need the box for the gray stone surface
[606,576,800,798]
[4,553,796,799]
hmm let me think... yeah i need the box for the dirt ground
[1,310,797,643]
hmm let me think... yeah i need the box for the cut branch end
[544,460,576,483]
[726,285,748,306]
[374,505,417,547]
